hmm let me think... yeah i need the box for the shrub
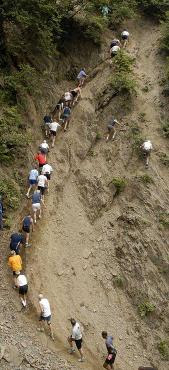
[162,119,169,137]
[113,275,124,288]
[138,301,156,317]
[160,153,169,166]
[110,51,137,95]
[139,174,154,184]
[157,340,169,360]
[112,177,126,195]
[159,213,169,228]
[138,0,169,18]
[0,106,27,163]
[0,178,20,209]
[83,15,107,44]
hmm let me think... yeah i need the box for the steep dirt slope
[25,18,169,370]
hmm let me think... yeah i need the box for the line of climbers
[3,28,155,369]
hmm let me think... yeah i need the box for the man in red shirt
[35,152,46,172]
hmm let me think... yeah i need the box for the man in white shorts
[121,29,130,48]
[38,294,54,340]
[49,120,61,147]
[16,271,28,308]
[31,190,42,224]
[110,45,120,58]
[64,91,73,106]
[68,318,84,362]
[39,140,49,154]
[140,140,153,168]
[42,163,53,191]
[37,173,48,202]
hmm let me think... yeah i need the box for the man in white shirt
[37,174,48,202]
[110,45,120,58]
[26,165,39,198]
[140,140,153,168]
[49,121,61,147]
[64,91,73,105]
[16,272,28,307]
[39,140,49,154]
[68,318,84,362]
[42,163,53,191]
[38,294,54,340]
[121,29,130,48]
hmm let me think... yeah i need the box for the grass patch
[139,174,154,185]
[159,213,169,228]
[157,340,169,360]
[138,301,156,317]
[138,112,146,122]
[160,153,169,166]
[112,177,126,195]
[0,178,20,210]
[113,275,124,288]
[162,119,169,137]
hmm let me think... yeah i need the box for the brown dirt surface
[1,17,169,370]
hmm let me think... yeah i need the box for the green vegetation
[110,51,136,95]
[138,112,146,122]
[162,119,169,137]
[138,0,169,18]
[0,106,27,164]
[160,153,169,166]
[139,174,154,184]
[138,301,156,317]
[0,178,20,209]
[157,340,169,360]
[112,177,126,195]
[159,213,169,228]
[113,275,124,288]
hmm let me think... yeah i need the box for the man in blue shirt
[10,233,24,254]
[77,69,88,87]
[32,190,42,224]
[102,331,117,369]
[62,104,71,132]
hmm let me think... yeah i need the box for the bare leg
[48,322,54,340]
[38,207,42,219]
[25,232,29,245]
[64,118,70,132]
[78,348,84,361]
[112,128,116,140]
[33,210,37,224]
[51,135,56,148]
[14,276,18,287]
[26,185,32,197]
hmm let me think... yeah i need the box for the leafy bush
[0,106,27,163]
[138,301,156,317]
[110,51,136,95]
[83,15,107,44]
[138,0,169,18]
[0,178,20,209]
[112,177,126,195]
[157,340,169,360]
[160,153,169,166]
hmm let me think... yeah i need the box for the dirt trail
[26,20,168,370]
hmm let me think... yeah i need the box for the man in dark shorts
[62,104,71,132]
[102,331,117,369]
[16,271,28,307]
[9,232,25,254]
[38,294,54,340]
[22,215,34,247]
[55,96,64,120]
[44,115,52,136]
[68,318,84,362]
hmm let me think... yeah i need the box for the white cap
[43,140,47,143]
[38,294,43,300]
